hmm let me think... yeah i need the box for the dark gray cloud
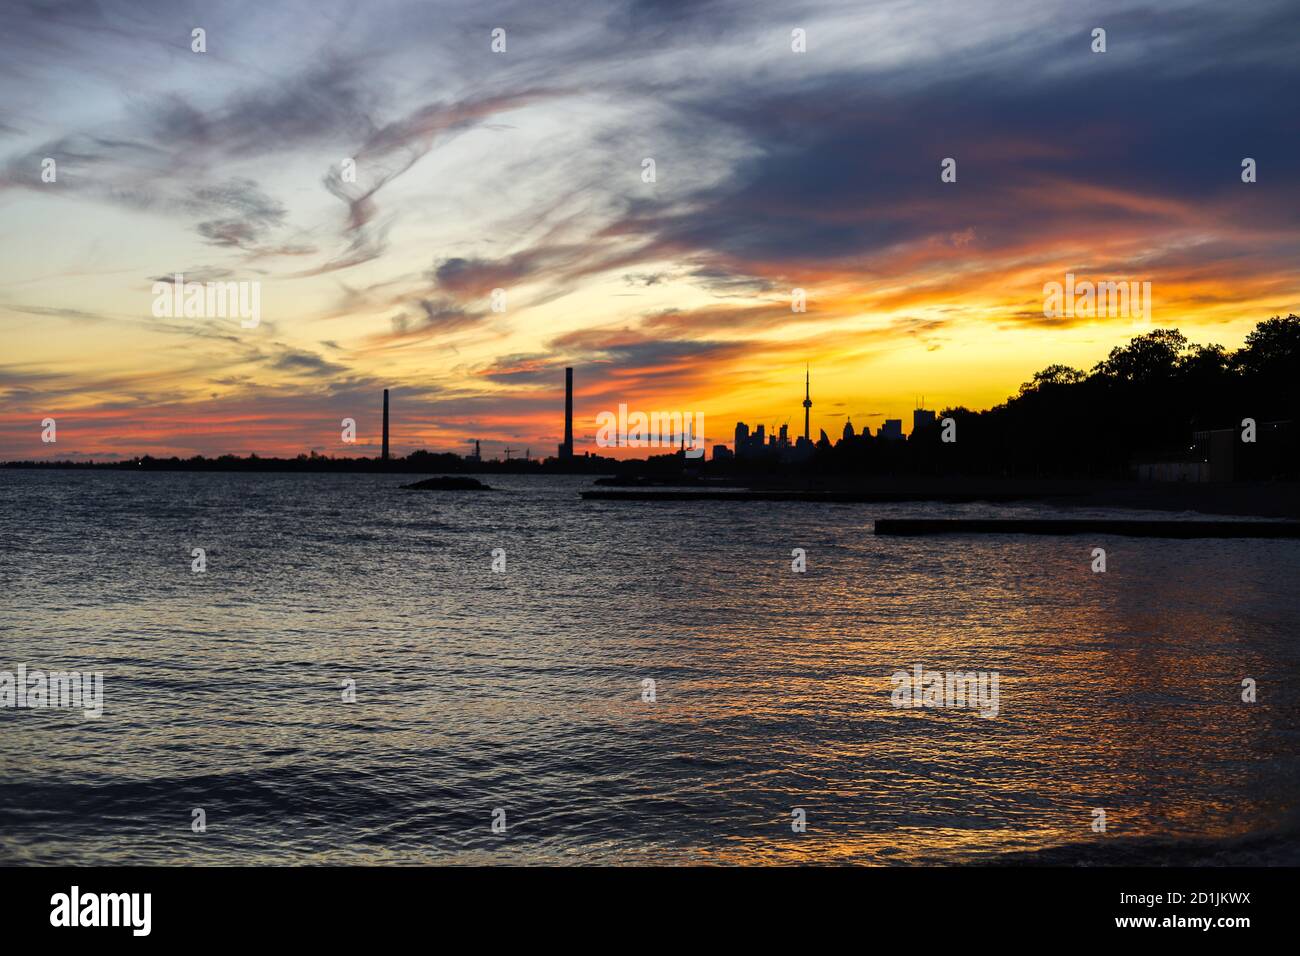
[615,2,1300,280]
[271,348,350,377]
[149,267,235,284]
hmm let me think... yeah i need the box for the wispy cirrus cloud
[2,0,1299,458]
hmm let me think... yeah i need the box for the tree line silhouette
[784,315,1300,479]
[8,315,1297,481]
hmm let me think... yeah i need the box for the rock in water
[401,476,492,491]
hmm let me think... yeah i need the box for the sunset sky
[2,0,1298,460]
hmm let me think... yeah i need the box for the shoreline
[874,518,1300,537]
[5,467,1297,519]
[584,479,1300,519]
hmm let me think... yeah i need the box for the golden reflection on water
[2,472,1297,864]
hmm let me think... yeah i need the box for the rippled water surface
[1,470,1298,865]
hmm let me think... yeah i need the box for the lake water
[1,470,1297,865]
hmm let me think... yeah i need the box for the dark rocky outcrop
[401,476,492,491]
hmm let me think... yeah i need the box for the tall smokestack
[382,389,390,461]
[563,367,574,459]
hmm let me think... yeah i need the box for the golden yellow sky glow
[1,1,1297,460]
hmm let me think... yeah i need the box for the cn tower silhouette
[802,365,812,441]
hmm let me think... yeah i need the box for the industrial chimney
[382,389,390,461]
[562,367,574,459]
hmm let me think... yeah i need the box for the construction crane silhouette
[502,446,516,461]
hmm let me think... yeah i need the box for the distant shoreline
[0,457,614,477]
[583,478,1300,519]
[4,464,1296,519]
